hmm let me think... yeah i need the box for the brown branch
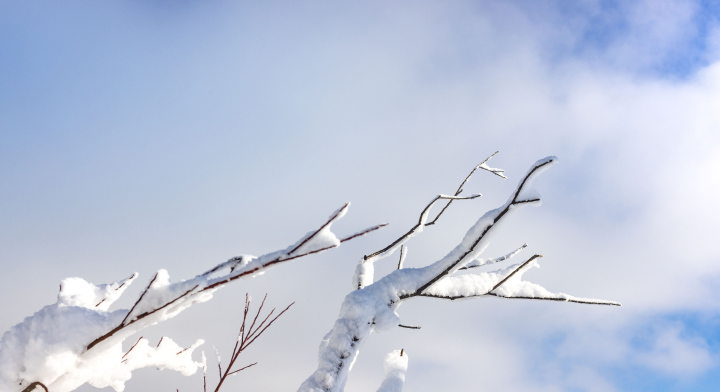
[287,203,349,256]
[86,284,198,351]
[120,273,159,326]
[122,336,143,360]
[398,324,421,329]
[484,292,622,306]
[340,223,388,243]
[227,362,257,376]
[20,382,49,392]
[212,295,293,392]
[397,245,405,270]
[489,254,542,293]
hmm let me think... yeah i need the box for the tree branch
[20,382,48,392]
[426,151,504,226]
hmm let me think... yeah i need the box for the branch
[405,157,556,299]
[426,151,505,226]
[212,295,293,392]
[365,194,480,262]
[288,203,350,256]
[489,254,542,293]
[460,243,527,270]
[20,383,48,392]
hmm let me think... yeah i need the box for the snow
[376,350,408,392]
[300,156,619,392]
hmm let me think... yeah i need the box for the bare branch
[340,223,388,243]
[489,254,542,293]
[398,324,421,330]
[212,295,293,392]
[396,245,406,270]
[121,336,143,360]
[20,382,48,392]
[227,362,257,376]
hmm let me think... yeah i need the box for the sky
[1,0,720,391]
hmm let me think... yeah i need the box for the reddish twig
[211,295,294,392]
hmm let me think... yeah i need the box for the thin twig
[398,324,421,329]
[426,151,502,226]
[365,194,480,261]
[119,273,159,326]
[489,254,542,293]
[397,245,405,270]
[122,336,143,360]
[213,296,294,392]
[227,362,257,376]
[20,382,49,392]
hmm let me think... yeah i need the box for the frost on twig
[0,204,382,392]
[299,155,620,392]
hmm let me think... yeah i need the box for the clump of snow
[0,274,206,392]
[376,349,408,392]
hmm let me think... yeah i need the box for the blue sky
[2,1,720,391]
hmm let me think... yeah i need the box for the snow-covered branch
[375,349,408,392]
[0,204,381,392]
[299,155,620,392]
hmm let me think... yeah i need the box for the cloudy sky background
[2,0,720,391]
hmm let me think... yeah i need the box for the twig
[426,152,502,226]
[122,336,143,360]
[288,203,349,256]
[212,295,294,392]
[403,158,555,299]
[397,245,405,270]
[119,273,159,326]
[398,324,421,329]
[364,194,480,262]
[489,255,542,293]
[20,382,49,392]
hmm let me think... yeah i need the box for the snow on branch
[299,155,620,392]
[352,151,505,291]
[375,349,408,392]
[0,204,382,392]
